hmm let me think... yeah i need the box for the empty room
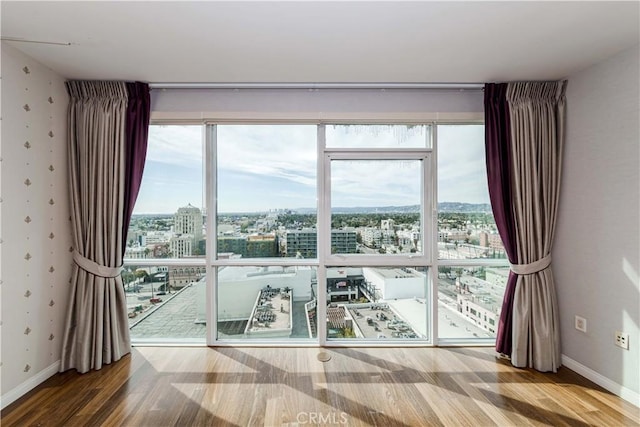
[1,2,639,426]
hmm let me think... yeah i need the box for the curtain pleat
[61,81,132,373]
[486,81,566,372]
[508,81,565,372]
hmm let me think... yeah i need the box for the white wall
[362,268,426,300]
[208,268,314,322]
[555,45,639,404]
[0,43,73,408]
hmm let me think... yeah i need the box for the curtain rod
[1,36,72,46]
[149,82,484,90]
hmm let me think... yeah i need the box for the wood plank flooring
[2,346,639,426]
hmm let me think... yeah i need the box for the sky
[133,124,489,214]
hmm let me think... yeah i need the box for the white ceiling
[2,1,638,84]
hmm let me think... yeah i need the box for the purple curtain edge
[484,83,518,356]
[495,272,517,354]
[122,81,151,251]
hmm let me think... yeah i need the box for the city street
[125,280,170,324]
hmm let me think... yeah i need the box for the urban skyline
[127,202,502,260]
[130,201,492,217]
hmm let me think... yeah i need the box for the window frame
[320,124,434,345]
[322,150,432,267]
[126,117,509,348]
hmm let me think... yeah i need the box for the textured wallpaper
[1,43,72,397]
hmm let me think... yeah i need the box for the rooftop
[369,267,424,279]
[128,277,494,341]
[347,303,422,339]
[245,287,292,334]
[129,283,206,340]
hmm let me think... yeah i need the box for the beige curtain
[60,81,130,373]
[508,81,566,372]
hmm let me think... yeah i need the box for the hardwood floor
[2,346,639,426]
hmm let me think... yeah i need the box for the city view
[126,123,508,342]
[125,203,507,341]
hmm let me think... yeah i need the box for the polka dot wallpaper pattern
[1,43,72,395]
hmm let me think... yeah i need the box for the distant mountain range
[296,202,492,214]
[134,202,492,216]
[436,202,492,213]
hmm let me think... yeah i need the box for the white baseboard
[562,354,640,408]
[1,360,61,410]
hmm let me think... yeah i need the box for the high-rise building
[284,229,317,258]
[283,229,357,257]
[171,204,204,257]
[174,203,203,242]
[330,230,357,254]
[246,234,278,257]
[217,235,278,258]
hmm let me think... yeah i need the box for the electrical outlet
[575,315,587,333]
[615,331,629,350]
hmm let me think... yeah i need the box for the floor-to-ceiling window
[124,120,508,345]
[214,125,318,341]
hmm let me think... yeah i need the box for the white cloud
[437,125,489,204]
[137,124,488,213]
[147,125,203,168]
[331,159,421,207]
[217,124,317,187]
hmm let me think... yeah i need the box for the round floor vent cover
[317,352,331,362]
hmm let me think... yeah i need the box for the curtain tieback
[73,251,123,278]
[511,254,552,275]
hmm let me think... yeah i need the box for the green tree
[121,270,135,287]
[135,269,149,283]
